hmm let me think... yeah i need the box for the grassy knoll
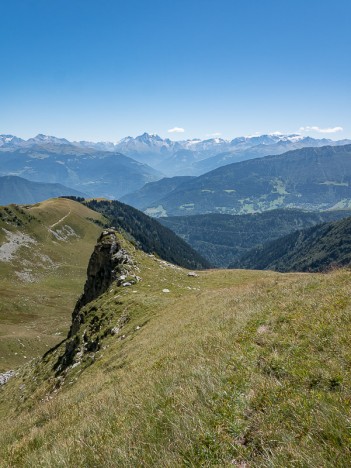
[0,198,105,371]
[0,232,350,466]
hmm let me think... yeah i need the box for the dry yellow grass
[0,198,105,371]
[0,236,350,466]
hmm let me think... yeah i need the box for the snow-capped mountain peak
[28,134,71,145]
[0,134,25,147]
[1,131,350,177]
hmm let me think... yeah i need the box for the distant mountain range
[2,132,350,177]
[2,133,351,206]
[230,215,351,272]
[120,176,195,211]
[135,145,351,216]
[0,142,161,199]
[0,175,86,205]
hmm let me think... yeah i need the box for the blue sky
[1,0,350,141]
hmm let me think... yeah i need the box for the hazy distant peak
[0,134,25,147]
[27,134,71,145]
[135,132,164,143]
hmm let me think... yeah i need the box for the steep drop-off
[231,215,351,272]
[84,199,210,269]
[158,209,350,267]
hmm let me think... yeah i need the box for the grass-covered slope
[231,215,351,272]
[0,198,105,371]
[144,144,351,216]
[84,199,210,269]
[0,231,351,466]
[159,209,350,267]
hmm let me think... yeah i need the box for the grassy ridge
[0,198,104,371]
[0,233,350,466]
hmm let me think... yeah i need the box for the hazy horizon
[2,130,350,144]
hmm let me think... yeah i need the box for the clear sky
[1,0,350,142]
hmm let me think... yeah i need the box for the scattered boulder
[0,370,15,386]
[187,271,198,277]
[162,289,170,293]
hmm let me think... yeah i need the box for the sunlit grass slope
[0,198,105,371]
[0,231,350,466]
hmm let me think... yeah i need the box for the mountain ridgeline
[0,144,161,200]
[230,215,351,272]
[136,145,351,216]
[0,175,86,205]
[120,176,195,211]
[2,132,351,178]
[83,199,210,270]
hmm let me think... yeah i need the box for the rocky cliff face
[54,229,139,374]
[69,229,135,336]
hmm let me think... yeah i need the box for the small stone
[136,326,141,330]
[187,272,198,277]
[162,289,170,293]
[122,282,132,287]
[0,370,15,386]
[111,327,120,335]
[257,325,269,334]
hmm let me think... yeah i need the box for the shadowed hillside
[230,215,351,272]
[84,199,210,270]
[158,209,350,266]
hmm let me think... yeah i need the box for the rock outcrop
[54,229,138,374]
[69,229,134,337]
